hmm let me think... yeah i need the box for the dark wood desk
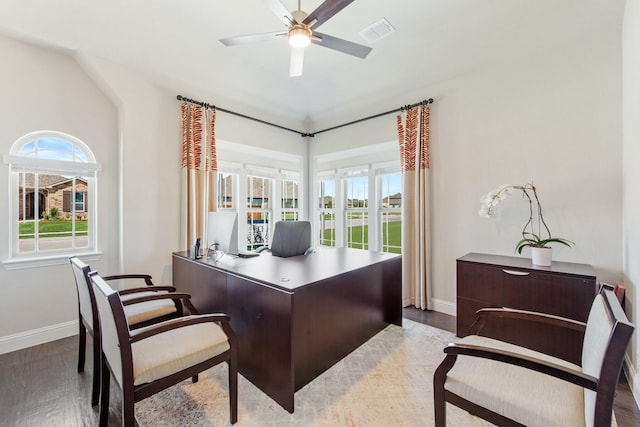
[172,248,402,412]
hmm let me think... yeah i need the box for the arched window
[4,131,100,267]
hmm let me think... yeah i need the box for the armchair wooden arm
[434,285,634,427]
[102,274,154,286]
[120,291,198,315]
[442,342,597,390]
[469,307,587,335]
[117,286,177,296]
[120,292,192,306]
[129,313,233,343]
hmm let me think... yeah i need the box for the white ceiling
[0,0,625,128]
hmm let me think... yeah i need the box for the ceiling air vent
[358,18,395,44]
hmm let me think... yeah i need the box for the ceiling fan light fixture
[288,25,311,48]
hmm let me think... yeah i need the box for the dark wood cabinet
[456,252,597,364]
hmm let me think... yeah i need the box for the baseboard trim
[0,320,77,355]
[431,298,456,316]
[623,353,640,408]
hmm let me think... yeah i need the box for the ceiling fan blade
[312,32,372,58]
[264,0,294,26]
[303,0,355,29]
[289,47,305,77]
[220,31,283,46]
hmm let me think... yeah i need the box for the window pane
[379,172,402,253]
[318,211,335,247]
[380,173,402,208]
[16,172,36,254]
[345,176,368,250]
[346,211,368,250]
[318,180,335,209]
[247,210,270,250]
[37,138,75,161]
[381,211,402,253]
[218,172,234,209]
[281,178,299,221]
[17,141,37,158]
[318,178,335,247]
[247,175,272,250]
[281,179,298,209]
[247,176,270,209]
[346,176,368,208]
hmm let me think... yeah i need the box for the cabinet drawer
[457,262,504,303]
[502,271,596,321]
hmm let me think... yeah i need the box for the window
[281,173,300,221]
[379,172,402,254]
[217,172,235,209]
[247,175,272,249]
[315,163,403,254]
[345,173,369,250]
[318,175,336,247]
[216,159,304,253]
[4,131,99,266]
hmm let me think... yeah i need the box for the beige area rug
[135,320,499,426]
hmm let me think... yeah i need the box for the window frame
[3,131,101,269]
[314,161,403,254]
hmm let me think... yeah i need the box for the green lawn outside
[19,220,88,238]
[320,221,402,254]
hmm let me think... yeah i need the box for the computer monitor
[207,211,239,255]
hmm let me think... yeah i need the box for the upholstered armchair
[70,256,195,406]
[434,284,634,427]
[90,272,238,426]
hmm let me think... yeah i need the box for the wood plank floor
[1,310,638,426]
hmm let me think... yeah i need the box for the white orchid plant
[479,182,573,254]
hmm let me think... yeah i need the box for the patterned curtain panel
[397,104,432,310]
[180,102,218,252]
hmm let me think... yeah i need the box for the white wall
[0,35,119,350]
[0,36,307,352]
[623,0,640,405]
[0,11,629,386]
[76,55,307,285]
[311,31,622,313]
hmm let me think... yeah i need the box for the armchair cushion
[132,321,230,386]
[121,291,178,326]
[445,335,584,427]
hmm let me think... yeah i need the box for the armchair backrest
[90,272,131,388]
[581,285,634,426]
[270,220,311,258]
[70,256,96,331]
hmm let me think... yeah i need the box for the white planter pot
[531,247,553,266]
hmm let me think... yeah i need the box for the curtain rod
[177,95,309,136]
[309,98,434,137]
[177,95,434,138]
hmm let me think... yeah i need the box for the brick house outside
[18,174,88,221]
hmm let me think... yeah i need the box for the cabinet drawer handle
[502,269,530,276]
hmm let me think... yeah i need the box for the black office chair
[259,220,312,258]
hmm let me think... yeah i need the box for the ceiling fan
[219,0,372,77]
